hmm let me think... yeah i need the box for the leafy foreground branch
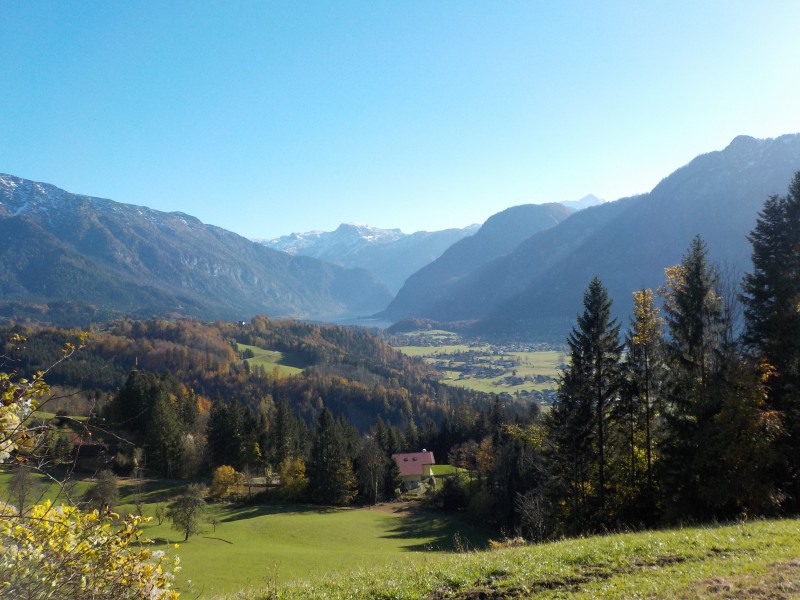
[0,502,180,600]
[220,518,800,600]
[0,336,181,600]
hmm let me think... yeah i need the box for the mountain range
[381,202,573,322]
[385,134,800,340]
[2,133,798,336]
[0,175,392,324]
[258,222,479,293]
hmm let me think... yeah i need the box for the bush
[0,501,180,599]
[210,465,244,499]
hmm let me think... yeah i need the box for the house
[391,450,436,489]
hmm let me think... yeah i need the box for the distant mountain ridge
[259,222,479,293]
[559,194,606,211]
[383,133,800,340]
[380,202,573,321]
[0,175,392,324]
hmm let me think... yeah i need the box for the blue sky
[2,2,799,239]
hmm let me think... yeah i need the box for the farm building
[391,450,436,488]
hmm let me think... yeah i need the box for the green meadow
[396,337,565,396]
[227,517,800,599]
[237,343,306,376]
[0,472,489,597]
[5,471,800,598]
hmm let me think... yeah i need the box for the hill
[380,203,573,321]
[4,317,485,432]
[0,175,392,325]
[223,517,800,599]
[383,134,800,340]
[259,222,478,293]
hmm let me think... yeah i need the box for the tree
[278,456,309,500]
[145,391,183,478]
[356,437,386,504]
[210,465,244,499]
[6,464,41,516]
[658,236,727,517]
[167,484,207,541]
[307,408,356,505]
[548,277,622,531]
[83,469,119,512]
[618,288,664,520]
[660,236,724,387]
[1,501,180,600]
[741,172,800,505]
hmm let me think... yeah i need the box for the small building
[391,450,436,489]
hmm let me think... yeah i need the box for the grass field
[4,471,800,598]
[226,517,800,599]
[0,471,489,597]
[396,340,565,397]
[237,343,306,376]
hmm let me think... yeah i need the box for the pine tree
[658,236,726,517]
[548,277,622,531]
[307,408,356,505]
[742,172,800,505]
[145,391,183,478]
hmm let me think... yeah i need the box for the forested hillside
[0,174,392,324]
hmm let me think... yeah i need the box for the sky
[2,2,800,240]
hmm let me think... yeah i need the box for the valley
[391,329,563,403]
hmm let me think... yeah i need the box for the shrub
[0,501,180,599]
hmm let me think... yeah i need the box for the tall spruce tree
[742,171,800,506]
[548,277,622,531]
[658,236,726,517]
[307,408,356,505]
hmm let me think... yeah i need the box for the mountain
[259,222,479,293]
[383,134,800,340]
[380,203,573,321]
[560,194,606,211]
[0,175,392,324]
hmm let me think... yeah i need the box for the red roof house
[392,450,436,488]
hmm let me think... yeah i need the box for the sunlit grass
[225,518,800,599]
[236,343,305,376]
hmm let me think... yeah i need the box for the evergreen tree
[307,408,356,505]
[207,398,255,470]
[742,172,800,506]
[548,277,622,531]
[145,391,183,478]
[658,236,726,517]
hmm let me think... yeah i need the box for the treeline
[535,173,800,535]
[380,174,800,537]
[1,317,485,432]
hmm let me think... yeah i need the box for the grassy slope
[228,518,800,599]
[143,503,488,597]
[237,343,306,376]
[1,472,488,596]
[4,472,800,598]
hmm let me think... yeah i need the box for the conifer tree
[548,277,622,530]
[742,172,800,505]
[307,408,356,505]
[658,236,726,517]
